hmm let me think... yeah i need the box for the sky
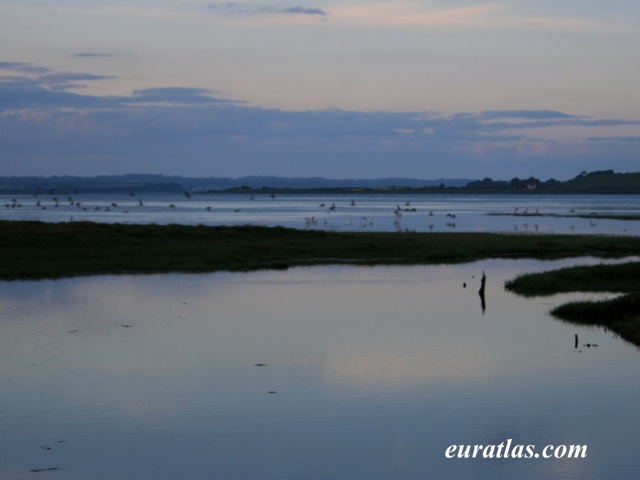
[1,0,639,181]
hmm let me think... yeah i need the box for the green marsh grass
[506,261,640,346]
[2,220,639,280]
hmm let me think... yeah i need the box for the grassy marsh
[506,262,640,346]
[2,220,639,280]
[488,212,640,221]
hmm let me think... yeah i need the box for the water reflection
[0,260,639,479]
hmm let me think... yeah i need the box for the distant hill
[0,174,472,194]
[1,171,639,195]
[0,175,186,195]
[461,170,640,194]
[208,176,472,189]
[553,170,640,193]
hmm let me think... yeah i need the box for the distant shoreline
[3,170,640,195]
[205,186,640,195]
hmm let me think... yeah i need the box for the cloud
[220,1,600,31]
[73,52,115,58]
[0,61,51,74]
[1,62,638,179]
[38,72,117,91]
[128,87,241,105]
[0,70,115,97]
[0,65,231,109]
[207,3,328,17]
[0,83,109,110]
[446,111,640,139]
[476,110,580,121]
[226,1,609,32]
[206,2,249,14]
[0,65,634,140]
[33,1,620,33]
[0,83,237,111]
[274,6,328,16]
[588,136,640,143]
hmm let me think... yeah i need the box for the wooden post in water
[478,271,486,314]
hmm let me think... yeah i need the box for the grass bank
[488,212,640,221]
[505,262,640,346]
[2,220,640,281]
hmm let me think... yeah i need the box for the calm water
[1,259,639,479]
[2,192,640,235]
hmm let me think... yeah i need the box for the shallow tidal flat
[2,260,640,479]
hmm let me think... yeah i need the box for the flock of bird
[4,191,442,231]
[0,189,623,233]
[3,189,199,215]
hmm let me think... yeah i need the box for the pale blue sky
[1,1,639,179]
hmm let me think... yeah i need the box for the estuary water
[2,192,640,235]
[1,259,639,479]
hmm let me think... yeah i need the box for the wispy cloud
[459,110,640,131]
[73,52,115,58]
[281,6,327,16]
[207,2,328,18]
[219,1,605,31]
[476,110,579,121]
[27,1,623,32]
[128,87,240,105]
[588,136,640,143]
[38,72,116,91]
[0,61,51,74]
[0,64,239,109]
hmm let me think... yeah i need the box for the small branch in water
[478,271,487,314]
[30,466,65,473]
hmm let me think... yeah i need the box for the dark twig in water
[30,466,65,473]
[478,271,487,314]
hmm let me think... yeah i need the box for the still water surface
[1,260,639,478]
[2,192,640,235]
